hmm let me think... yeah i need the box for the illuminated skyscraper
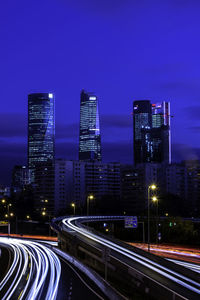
[133,100,171,165]
[133,100,152,165]
[151,102,171,164]
[28,93,55,214]
[28,93,55,169]
[79,90,101,161]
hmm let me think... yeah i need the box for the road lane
[0,237,61,300]
[62,216,200,299]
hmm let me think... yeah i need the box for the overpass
[52,216,200,300]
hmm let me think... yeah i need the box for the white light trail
[0,237,61,300]
[62,216,200,296]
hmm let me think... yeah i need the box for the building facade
[28,93,55,169]
[28,93,55,214]
[12,165,32,190]
[133,100,171,165]
[79,90,101,161]
[133,100,152,165]
[54,160,120,215]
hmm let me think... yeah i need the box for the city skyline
[1,3,200,300]
[0,88,198,185]
[1,1,200,183]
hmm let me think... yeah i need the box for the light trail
[62,216,200,297]
[168,260,200,274]
[129,242,200,263]
[0,237,61,300]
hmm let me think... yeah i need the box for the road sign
[0,221,8,226]
[124,216,138,228]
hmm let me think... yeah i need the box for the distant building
[12,165,32,190]
[133,100,171,165]
[184,161,200,216]
[28,93,55,169]
[54,160,85,214]
[34,162,55,214]
[54,160,120,215]
[133,100,152,165]
[151,102,171,164]
[79,90,101,161]
[0,186,11,198]
[120,165,145,215]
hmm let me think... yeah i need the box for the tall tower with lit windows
[133,100,152,165]
[79,89,101,161]
[28,93,55,214]
[28,93,55,169]
[133,100,171,165]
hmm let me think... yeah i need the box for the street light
[148,184,157,252]
[87,194,94,216]
[71,203,76,215]
[41,211,53,236]
[152,196,159,244]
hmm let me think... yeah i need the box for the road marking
[18,290,23,299]
[59,256,104,300]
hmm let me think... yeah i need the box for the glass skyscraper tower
[133,100,152,165]
[28,93,55,169]
[133,100,171,165]
[79,89,101,161]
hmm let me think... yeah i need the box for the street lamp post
[7,204,12,235]
[1,200,13,235]
[87,194,94,216]
[147,184,156,252]
[41,211,52,236]
[152,196,158,244]
[71,203,76,215]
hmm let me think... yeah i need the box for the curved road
[0,237,61,300]
[0,237,107,300]
[62,216,200,300]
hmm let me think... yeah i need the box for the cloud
[56,114,133,143]
[56,123,78,140]
[183,106,200,120]
[103,141,132,163]
[187,126,200,132]
[0,113,26,138]
[172,143,200,162]
[101,114,132,128]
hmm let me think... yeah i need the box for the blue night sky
[1,0,200,184]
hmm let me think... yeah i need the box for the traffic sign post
[124,216,138,228]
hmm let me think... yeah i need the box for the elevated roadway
[54,216,200,300]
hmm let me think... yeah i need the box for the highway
[62,216,200,300]
[0,237,108,300]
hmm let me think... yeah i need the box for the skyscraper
[133,100,171,165]
[133,100,152,165]
[79,89,101,161]
[28,93,55,214]
[151,102,171,164]
[28,93,55,169]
